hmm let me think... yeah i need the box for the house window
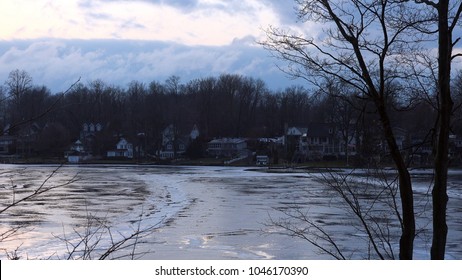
[167,144,173,150]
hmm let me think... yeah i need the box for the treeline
[1,69,461,161]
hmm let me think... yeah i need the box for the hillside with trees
[1,69,461,166]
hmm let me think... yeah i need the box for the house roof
[118,138,129,144]
[286,127,308,136]
[208,138,246,144]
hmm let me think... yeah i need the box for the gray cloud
[0,39,301,92]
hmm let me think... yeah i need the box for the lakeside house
[64,139,95,163]
[207,138,247,158]
[158,124,200,159]
[285,123,357,162]
[106,138,134,159]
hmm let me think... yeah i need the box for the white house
[107,138,134,159]
[64,139,93,163]
[70,140,84,153]
[207,138,247,157]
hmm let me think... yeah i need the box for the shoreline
[2,155,458,172]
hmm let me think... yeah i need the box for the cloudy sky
[0,0,308,93]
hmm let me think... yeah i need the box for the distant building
[158,124,199,159]
[107,138,133,159]
[207,138,247,157]
[304,123,337,160]
[70,140,85,153]
[284,123,357,162]
[80,122,103,154]
[64,122,104,162]
[81,123,103,139]
[64,139,92,163]
[159,138,188,159]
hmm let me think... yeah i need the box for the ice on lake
[0,164,461,260]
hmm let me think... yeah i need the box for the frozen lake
[0,164,461,260]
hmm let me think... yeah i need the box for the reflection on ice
[0,164,461,259]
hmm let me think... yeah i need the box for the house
[286,126,308,137]
[80,123,103,154]
[161,124,176,147]
[81,123,103,139]
[304,123,338,160]
[158,124,199,159]
[64,122,105,161]
[0,123,43,156]
[285,123,357,162]
[70,140,84,153]
[64,140,92,163]
[207,138,247,157]
[107,138,134,159]
[159,124,180,159]
[159,137,189,159]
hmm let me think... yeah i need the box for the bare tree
[263,0,462,260]
[1,74,81,137]
[54,210,160,260]
[269,166,406,260]
[261,0,421,259]
[0,166,79,259]
[410,0,462,260]
[4,69,32,102]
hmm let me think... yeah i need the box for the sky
[0,0,308,93]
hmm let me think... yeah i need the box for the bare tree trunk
[432,0,452,260]
[376,102,415,260]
